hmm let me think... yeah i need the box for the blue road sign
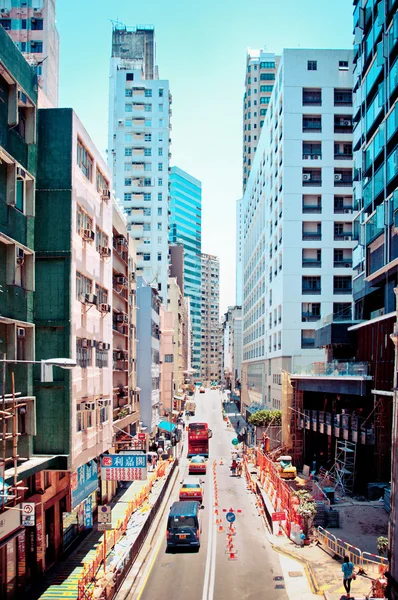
[226,511,236,523]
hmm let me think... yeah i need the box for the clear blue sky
[57,0,353,313]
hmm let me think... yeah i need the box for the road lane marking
[136,529,164,600]
[202,464,214,600]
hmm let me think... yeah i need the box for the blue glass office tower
[169,167,202,374]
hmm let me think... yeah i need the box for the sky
[56,0,353,314]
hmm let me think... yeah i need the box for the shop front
[0,505,25,599]
[62,460,98,552]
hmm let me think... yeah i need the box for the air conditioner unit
[97,342,104,350]
[117,276,127,285]
[83,229,95,242]
[303,154,310,159]
[101,189,110,201]
[116,313,128,323]
[340,119,351,126]
[118,119,124,126]
[33,7,42,14]
[344,208,351,213]
[16,247,25,264]
[344,236,351,241]
[130,272,136,281]
[17,327,25,338]
[0,8,10,16]
[334,174,343,181]
[313,155,321,160]
[16,167,26,179]
[117,351,126,360]
[303,174,311,181]
[345,263,351,268]
[85,293,97,305]
[99,303,111,313]
[100,246,111,257]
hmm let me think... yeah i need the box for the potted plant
[293,490,317,541]
[377,536,389,556]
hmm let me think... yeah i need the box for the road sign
[21,502,35,526]
[231,438,239,446]
[272,512,286,522]
[226,511,236,523]
[98,505,112,524]
[98,523,113,531]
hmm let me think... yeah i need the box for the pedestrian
[342,555,355,598]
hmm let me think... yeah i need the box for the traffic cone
[229,524,236,535]
[219,457,223,465]
[217,523,224,533]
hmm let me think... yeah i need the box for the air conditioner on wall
[303,174,311,181]
[17,327,25,338]
[16,247,25,264]
[334,174,343,181]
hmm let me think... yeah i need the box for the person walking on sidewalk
[342,555,355,598]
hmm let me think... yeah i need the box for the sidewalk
[33,463,174,600]
[251,473,375,600]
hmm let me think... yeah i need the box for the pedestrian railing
[316,526,388,575]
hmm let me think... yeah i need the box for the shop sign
[311,410,318,432]
[318,411,325,434]
[325,412,332,436]
[0,504,21,541]
[101,454,147,481]
[84,496,93,529]
[21,503,35,527]
[71,460,98,510]
[98,523,113,531]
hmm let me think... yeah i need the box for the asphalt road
[136,389,288,600]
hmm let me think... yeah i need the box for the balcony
[334,205,353,214]
[333,286,352,294]
[334,176,353,187]
[334,260,352,268]
[302,231,322,241]
[301,339,316,348]
[302,259,322,268]
[302,287,321,295]
[303,91,322,106]
[334,152,353,160]
[303,203,322,213]
[302,313,320,322]
[303,176,322,187]
[334,232,352,241]
[334,120,353,134]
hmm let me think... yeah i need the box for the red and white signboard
[272,512,286,522]
[138,433,146,441]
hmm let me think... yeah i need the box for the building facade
[0,0,59,107]
[112,200,139,454]
[168,277,185,401]
[200,253,221,383]
[160,305,174,419]
[108,25,171,302]
[222,306,243,390]
[243,49,279,190]
[236,198,243,306]
[136,277,161,433]
[169,166,202,374]
[241,49,355,418]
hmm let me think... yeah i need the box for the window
[77,139,93,181]
[96,343,109,368]
[157,223,162,231]
[260,73,275,80]
[95,228,109,254]
[76,338,93,368]
[143,208,151,216]
[125,178,132,186]
[145,89,152,97]
[77,411,83,432]
[334,276,352,293]
[159,89,164,97]
[158,133,164,141]
[124,193,132,201]
[164,354,173,362]
[0,19,11,30]
[302,276,321,294]
[16,180,24,212]
[303,115,322,132]
[144,148,152,156]
[76,205,93,236]
[30,40,43,53]
[159,119,164,127]
[76,272,92,300]
[144,163,152,171]
[125,147,132,156]
[144,133,152,141]
[334,89,352,106]
[21,19,26,29]
[125,104,132,112]
[144,193,151,201]
[158,178,163,186]
[143,223,151,231]
[157,252,162,261]
[95,284,108,304]
[145,119,152,127]
[143,253,151,261]
[260,85,273,92]
[125,89,132,97]
[158,236,162,243]
[126,73,134,81]
[158,163,163,171]
[307,60,317,71]
[339,61,349,71]
[333,302,352,320]
[144,104,152,112]
[100,407,108,424]
[157,207,162,216]
[260,61,275,68]
[303,88,322,106]
[144,178,152,186]
[124,163,131,171]
[159,104,163,111]
[125,118,132,127]
[96,168,109,194]
[158,148,163,156]
[260,109,267,116]
[158,192,163,201]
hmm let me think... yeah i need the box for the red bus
[188,423,212,457]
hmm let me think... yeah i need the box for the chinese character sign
[71,459,99,510]
[100,454,147,481]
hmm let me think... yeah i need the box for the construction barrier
[77,459,176,600]
[316,527,388,576]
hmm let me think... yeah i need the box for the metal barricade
[361,552,388,576]
[317,526,338,555]
[336,539,362,566]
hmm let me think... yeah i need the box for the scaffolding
[327,440,357,496]
[282,373,304,468]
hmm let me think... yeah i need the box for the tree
[248,409,282,427]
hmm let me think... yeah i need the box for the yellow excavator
[277,455,297,480]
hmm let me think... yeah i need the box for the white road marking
[202,461,214,600]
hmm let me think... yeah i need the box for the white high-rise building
[236,198,243,306]
[108,25,171,302]
[241,49,354,415]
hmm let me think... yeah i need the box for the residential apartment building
[160,304,174,418]
[243,49,279,190]
[169,166,202,374]
[112,200,139,453]
[168,276,185,402]
[200,253,222,383]
[108,25,171,302]
[236,198,243,305]
[0,0,59,107]
[241,49,355,419]
[136,277,161,433]
[222,306,243,389]
[34,108,113,566]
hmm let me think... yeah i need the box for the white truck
[185,401,196,416]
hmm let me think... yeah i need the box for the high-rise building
[243,49,280,191]
[0,0,59,107]
[108,25,171,302]
[236,198,243,305]
[241,49,354,418]
[200,253,221,383]
[169,166,202,374]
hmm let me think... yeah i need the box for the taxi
[189,455,207,475]
[199,387,205,394]
[179,477,203,503]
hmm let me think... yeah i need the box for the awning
[174,395,183,401]
[158,420,176,433]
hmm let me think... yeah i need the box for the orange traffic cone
[219,457,223,465]
[217,523,224,533]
